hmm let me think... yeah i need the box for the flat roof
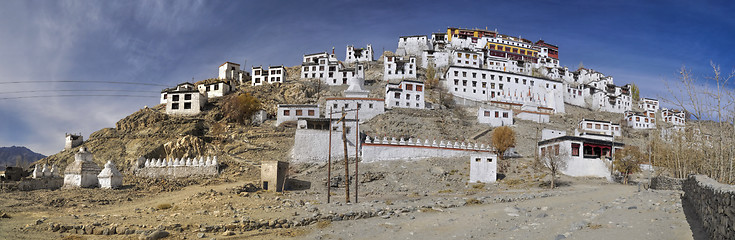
[446,65,562,83]
[581,119,620,125]
[539,135,625,147]
[326,97,384,101]
[278,104,319,108]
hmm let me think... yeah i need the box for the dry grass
[465,198,482,205]
[471,183,486,189]
[155,203,172,210]
[438,189,453,193]
[278,228,309,237]
[61,236,86,240]
[316,220,332,229]
[587,223,604,229]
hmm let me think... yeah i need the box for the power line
[0,89,162,95]
[0,80,169,87]
[0,94,157,100]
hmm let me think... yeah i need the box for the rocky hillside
[0,146,45,170]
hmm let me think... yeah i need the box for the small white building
[385,79,425,109]
[63,148,102,188]
[276,104,320,126]
[639,98,659,112]
[625,110,656,129]
[422,50,450,69]
[383,55,417,81]
[578,119,622,137]
[516,104,551,123]
[251,66,267,86]
[345,44,374,64]
[469,153,497,183]
[97,161,122,189]
[662,108,686,126]
[218,62,247,84]
[325,77,384,122]
[267,65,285,84]
[302,51,364,85]
[396,35,432,59]
[197,79,231,98]
[163,82,208,116]
[65,133,83,150]
[538,133,624,179]
[477,107,513,127]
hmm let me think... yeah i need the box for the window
[171,103,179,109]
[482,82,487,88]
[163,94,167,99]
[475,158,481,162]
[406,94,411,100]
[495,111,499,118]
[296,110,303,116]
[206,86,210,91]
[487,158,492,162]
[571,143,580,156]
[503,112,508,118]
[416,95,420,100]
[369,103,373,108]
[406,84,413,90]
[172,95,180,101]
[184,102,192,109]
[283,110,290,116]
[463,80,467,86]
[214,84,219,90]
[586,123,592,128]
[308,110,315,116]
[603,125,609,130]
[484,111,490,117]
[462,72,467,77]
[595,124,601,129]
[357,103,362,108]
[416,85,423,91]
[394,92,400,98]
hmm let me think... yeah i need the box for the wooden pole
[342,107,350,203]
[327,111,332,203]
[355,107,359,203]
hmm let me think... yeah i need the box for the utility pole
[327,111,332,203]
[341,107,350,203]
[355,108,359,203]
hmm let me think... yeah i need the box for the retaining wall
[682,175,735,239]
[650,176,684,190]
[361,136,492,162]
[0,177,63,192]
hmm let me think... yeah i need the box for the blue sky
[0,0,733,155]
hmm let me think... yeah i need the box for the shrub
[156,203,172,210]
[223,93,261,125]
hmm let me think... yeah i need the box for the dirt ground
[0,156,704,240]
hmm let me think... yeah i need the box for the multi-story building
[443,65,565,113]
[197,80,231,98]
[383,55,417,81]
[162,82,207,116]
[639,98,660,112]
[301,51,364,85]
[625,110,656,129]
[662,108,686,126]
[276,104,320,126]
[578,119,622,137]
[325,78,384,122]
[345,44,374,64]
[477,107,513,127]
[385,79,425,109]
[218,62,248,84]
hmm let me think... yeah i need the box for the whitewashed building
[538,132,624,179]
[477,107,513,127]
[452,50,483,68]
[662,108,686,126]
[218,62,247,84]
[251,66,267,86]
[276,104,320,126]
[345,44,374,64]
[421,50,450,69]
[325,78,384,122]
[444,66,565,113]
[469,153,497,183]
[63,148,102,188]
[639,98,659,112]
[625,110,656,129]
[197,80,231,98]
[383,55,417,81]
[396,35,432,59]
[385,79,425,109]
[302,51,364,85]
[267,65,285,84]
[516,104,551,123]
[578,119,622,137]
[65,133,83,150]
[162,82,207,116]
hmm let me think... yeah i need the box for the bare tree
[613,146,644,184]
[539,147,568,189]
[491,126,516,173]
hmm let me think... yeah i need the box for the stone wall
[133,157,218,178]
[650,176,684,190]
[682,175,735,239]
[361,136,492,162]
[0,177,63,192]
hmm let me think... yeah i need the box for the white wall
[384,56,417,81]
[469,153,497,183]
[325,98,385,122]
[396,35,431,58]
[165,91,207,116]
[361,138,491,163]
[539,140,611,179]
[276,105,320,126]
[477,107,513,127]
[385,80,425,109]
[290,125,360,163]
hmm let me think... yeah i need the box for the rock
[555,234,566,240]
[536,213,548,218]
[197,233,206,238]
[628,206,637,210]
[222,230,235,236]
[0,212,10,218]
[141,230,169,240]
